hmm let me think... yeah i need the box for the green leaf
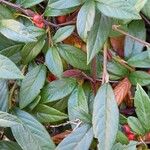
[128,116,146,135]
[17,0,44,8]
[45,0,77,17]
[68,85,90,124]
[0,19,37,43]
[53,26,75,43]
[133,0,148,12]
[34,104,68,123]
[112,141,137,150]
[56,124,93,150]
[0,5,13,19]
[11,108,55,150]
[41,78,77,103]
[127,51,150,68]
[134,84,150,131]
[0,80,8,112]
[0,111,21,127]
[49,0,84,9]
[19,65,46,109]
[21,36,45,64]
[0,44,23,64]
[128,71,150,86]
[45,47,63,78]
[107,60,129,80]
[27,95,41,110]
[87,13,112,63]
[57,44,89,70]
[116,131,129,145]
[96,0,141,20]
[0,141,22,150]
[77,0,95,41]
[92,83,119,150]
[0,54,24,79]
[142,0,150,19]
[125,20,146,59]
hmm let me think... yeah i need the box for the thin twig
[140,12,150,25]
[102,42,109,84]
[91,56,97,95]
[112,25,150,48]
[8,65,27,109]
[48,119,81,128]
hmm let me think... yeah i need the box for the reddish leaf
[114,78,131,105]
[52,130,72,144]
[110,35,125,57]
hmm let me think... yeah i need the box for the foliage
[0,0,150,150]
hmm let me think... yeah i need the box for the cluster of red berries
[123,124,135,141]
[32,14,44,28]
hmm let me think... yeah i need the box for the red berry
[56,16,66,24]
[35,22,44,28]
[123,124,131,134]
[47,74,57,82]
[32,14,44,28]
[33,14,43,23]
[127,133,135,140]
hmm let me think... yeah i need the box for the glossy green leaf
[57,44,89,70]
[96,0,141,20]
[128,71,150,86]
[0,141,22,150]
[134,84,150,131]
[0,80,8,112]
[11,108,55,150]
[53,25,75,43]
[92,83,119,150]
[128,116,146,135]
[127,51,150,68]
[21,36,45,64]
[87,13,112,63]
[125,20,146,59]
[68,85,90,124]
[0,19,37,43]
[41,78,77,103]
[77,0,95,41]
[0,54,24,79]
[19,65,46,109]
[56,124,93,150]
[34,104,68,123]
[45,47,63,78]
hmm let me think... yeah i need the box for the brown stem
[112,25,150,48]
[102,42,109,84]
[113,56,135,72]
[91,56,97,95]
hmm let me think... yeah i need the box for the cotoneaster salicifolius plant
[0,0,150,150]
